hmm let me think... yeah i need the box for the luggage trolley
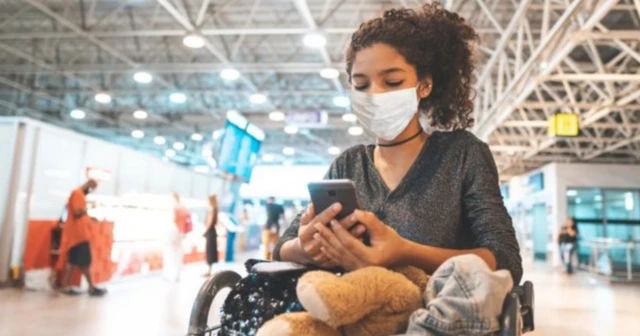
[186,264,534,336]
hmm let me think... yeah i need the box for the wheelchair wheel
[187,271,242,336]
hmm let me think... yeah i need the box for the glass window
[604,190,640,221]
[567,188,603,219]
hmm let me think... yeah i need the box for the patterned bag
[218,259,310,336]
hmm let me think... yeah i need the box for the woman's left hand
[313,210,406,271]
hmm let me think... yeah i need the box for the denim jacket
[403,254,514,335]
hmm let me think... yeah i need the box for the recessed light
[333,95,350,107]
[70,109,86,119]
[282,147,295,156]
[153,136,166,145]
[94,92,112,104]
[249,93,267,104]
[169,92,187,103]
[269,111,285,121]
[320,68,340,79]
[566,190,578,197]
[212,129,224,139]
[165,149,176,158]
[131,130,144,139]
[202,147,213,157]
[284,125,299,134]
[133,109,148,119]
[191,133,203,142]
[303,33,326,48]
[328,146,340,155]
[182,33,205,49]
[262,154,274,162]
[220,68,240,81]
[342,113,357,122]
[133,71,153,84]
[173,142,185,151]
[348,126,363,136]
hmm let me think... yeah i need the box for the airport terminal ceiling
[0,0,638,177]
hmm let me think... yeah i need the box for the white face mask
[350,87,419,141]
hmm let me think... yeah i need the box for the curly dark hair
[345,2,478,130]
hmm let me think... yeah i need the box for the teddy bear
[256,265,430,336]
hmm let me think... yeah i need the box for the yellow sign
[548,113,579,137]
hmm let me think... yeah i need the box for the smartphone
[308,179,361,220]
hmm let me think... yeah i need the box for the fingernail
[330,220,338,227]
[351,214,357,221]
[332,203,341,210]
[314,223,322,231]
[313,233,320,240]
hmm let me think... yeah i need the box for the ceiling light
[333,95,350,107]
[165,149,176,158]
[303,33,326,48]
[173,142,185,151]
[566,190,578,197]
[249,93,267,104]
[328,146,340,155]
[194,165,210,174]
[131,130,144,139]
[284,125,299,134]
[153,136,166,145]
[212,129,224,139]
[220,68,240,81]
[169,92,187,103]
[342,113,357,122]
[133,109,148,119]
[320,68,340,79]
[70,109,86,120]
[191,133,203,142]
[269,111,285,121]
[182,33,205,49]
[202,147,213,157]
[94,92,112,104]
[282,147,296,156]
[133,71,153,84]
[348,126,363,136]
[262,154,274,162]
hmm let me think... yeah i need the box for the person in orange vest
[59,179,106,296]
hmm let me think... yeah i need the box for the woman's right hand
[297,203,367,268]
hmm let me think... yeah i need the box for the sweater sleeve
[462,140,523,284]
[273,161,341,261]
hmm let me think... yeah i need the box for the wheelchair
[186,264,535,336]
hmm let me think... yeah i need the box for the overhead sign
[548,112,579,137]
[285,111,328,127]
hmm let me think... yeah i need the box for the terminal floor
[1,260,638,336]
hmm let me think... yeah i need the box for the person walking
[263,197,284,260]
[59,179,106,296]
[204,195,219,277]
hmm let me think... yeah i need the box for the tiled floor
[1,260,638,336]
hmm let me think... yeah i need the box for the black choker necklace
[377,129,424,147]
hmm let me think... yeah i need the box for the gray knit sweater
[273,130,523,284]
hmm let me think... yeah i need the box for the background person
[164,193,191,282]
[263,197,284,260]
[204,194,219,277]
[59,179,106,296]
[558,217,579,274]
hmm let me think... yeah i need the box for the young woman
[204,194,219,277]
[274,3,522,283]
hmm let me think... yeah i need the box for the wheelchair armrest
[499,292,521,336]
[250,261,312,275]
[519,281,535,332]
